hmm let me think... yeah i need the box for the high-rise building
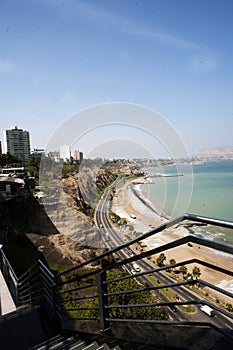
[3,126,31,164]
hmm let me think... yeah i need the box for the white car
[130,214,136,219]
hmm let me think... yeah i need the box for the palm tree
[169,259,176,268]
[156,253,166,267]
[179,265,187,279]
[192,266,201,280]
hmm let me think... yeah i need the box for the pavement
[0,269,16,315]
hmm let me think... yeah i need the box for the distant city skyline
[1,1,233,158]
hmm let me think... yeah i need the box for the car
[131,269,136,274]
[130,214,136,219]
[169,304,178,312]
[100,224,103,228]
[132,263,140,272]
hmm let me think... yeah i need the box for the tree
[226,303,233,312]
[169,259,176,270]
[0,152,21,167]
[156,253,166,267]
[166,259,176,273]
[192,266,201,280]
[179,265,187,278]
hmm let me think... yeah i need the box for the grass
[147,274,196,313]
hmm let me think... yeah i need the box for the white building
[3,126,31,164]
[59,144,71,162]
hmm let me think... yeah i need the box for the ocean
[141,160,233,244]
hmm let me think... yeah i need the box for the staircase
[0,306,159,350]
[0,214,233,349]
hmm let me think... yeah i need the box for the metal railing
[1,214,233,345]
[0,249,58,322]
[54,214,233,339]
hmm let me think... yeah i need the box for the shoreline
[129,184,170,221]
[111,177,233,305]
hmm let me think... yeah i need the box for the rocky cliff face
[41,165,117,248]
[0,166,118,267]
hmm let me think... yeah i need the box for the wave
[129,177,233,246]
[129,183,168,221]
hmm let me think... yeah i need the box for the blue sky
[1,0,233,157]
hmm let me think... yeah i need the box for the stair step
[30,334,83,350]
[30,334,65,349]
[96,343,111,350]
[82,341,102,350]
[67,341,88,350]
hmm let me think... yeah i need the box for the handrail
[55,213,233,343]
[0,248,19,283]
[0,213,233,346]
[184,213,233,229]
[56,213,233,279]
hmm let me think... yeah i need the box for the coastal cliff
[0,164,125,271]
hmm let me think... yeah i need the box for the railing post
[97,260,110,333]
[28,270,32,304]
[0,245,3,271]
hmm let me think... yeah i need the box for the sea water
[141,160,233,244]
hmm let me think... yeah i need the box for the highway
[94,179,233,333]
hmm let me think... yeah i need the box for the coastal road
[94,179,233,330]
[94,179,188,321]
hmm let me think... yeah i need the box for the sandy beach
[111,178,233,306]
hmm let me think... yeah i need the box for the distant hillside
[193,146,233,159]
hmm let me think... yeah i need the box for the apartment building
[3,126,31,164]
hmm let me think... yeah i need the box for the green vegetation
[152,253,232,314]
[179,265,188,278]
[147,274,195,313]
[156,253,166,267]
[226,303,233,312]
[109,212,121,224]
[62,164,80,177]
[96,173,118,196]
[62,269,169,321]
[166,259,176,272]
[192,266,201,279]
[0,152,21,166]
[25,156,42,185]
